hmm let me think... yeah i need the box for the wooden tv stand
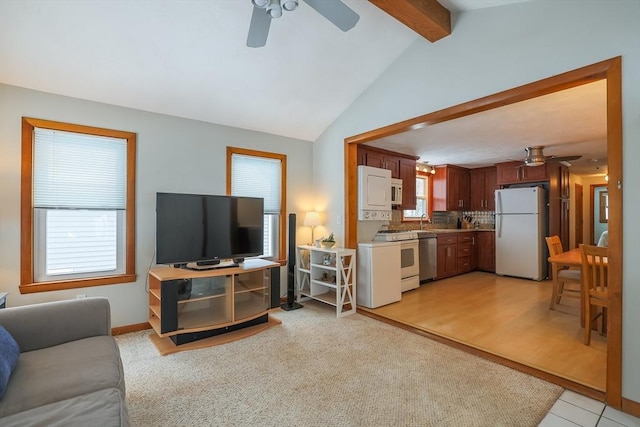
[148,259,279,351]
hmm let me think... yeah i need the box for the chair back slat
[545,235,564,257]
[580,244,608,298]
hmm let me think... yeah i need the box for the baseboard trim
[111,322,151,336]
[622,398,640,418]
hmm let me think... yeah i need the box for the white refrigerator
[495,187,547,281]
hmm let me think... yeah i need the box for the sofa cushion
[0,387,129,427]
[0,335,125,417]
[0,326,20,399]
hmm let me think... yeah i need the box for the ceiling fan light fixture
[282,0,298,12]
[252,0,268,8]
[524,146,546,167]
[266,0,282,18]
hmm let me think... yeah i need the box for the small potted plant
[320,233,336,249]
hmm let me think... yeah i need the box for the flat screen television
[156,192,264,266]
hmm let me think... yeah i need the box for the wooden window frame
[226,147,287,264]
[20,117,137,294]
[403,171,432,221]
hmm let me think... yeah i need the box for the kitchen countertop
[413,228,495,233]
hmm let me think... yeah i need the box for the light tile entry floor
[539,391,640,427]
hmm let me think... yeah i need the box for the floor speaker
[281,213,303,311]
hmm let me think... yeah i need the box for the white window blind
[33,128,127,210]
[32,128,127,280]
[230,154,280,214]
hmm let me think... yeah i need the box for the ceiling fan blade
[247,5,272,48]
[303,0,360,32]
[553,155,582,162]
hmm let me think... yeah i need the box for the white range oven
[373,230,420,292]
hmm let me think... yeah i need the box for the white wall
[0,84,314,327]
[314,0,640,403]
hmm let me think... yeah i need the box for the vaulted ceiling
[3,1,604,176]
[1,0,530,142]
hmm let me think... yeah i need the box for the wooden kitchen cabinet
[547,161,571,250]
[436,232,475,278]
[357,146,417,179]
[399,158,417,210]
[495,161,548,185]
[436,235,458,279]
[457,232,474,274]
[475,231,495,272]
[433,165,470,211]
[357,145,418,209]
[470,167,497,211]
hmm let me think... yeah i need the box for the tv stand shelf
[148,259,279,348]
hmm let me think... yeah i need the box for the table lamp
[303,211,321,244]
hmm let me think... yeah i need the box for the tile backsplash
[391,210,495,229]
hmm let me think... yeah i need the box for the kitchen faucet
[420,214,426,230]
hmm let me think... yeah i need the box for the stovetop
[373,230,419,241]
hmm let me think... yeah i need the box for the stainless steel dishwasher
[418,232,437,282]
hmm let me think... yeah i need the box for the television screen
[156,192,264,265]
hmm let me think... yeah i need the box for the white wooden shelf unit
[296,245,356,317]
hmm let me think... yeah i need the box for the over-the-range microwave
[391,178,403,206]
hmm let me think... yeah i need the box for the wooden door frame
[344,57,623,407]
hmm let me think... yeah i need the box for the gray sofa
[0,297,129,426]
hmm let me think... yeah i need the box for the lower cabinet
[457,233,474,274]
[436,231,487,279]
[148,259,279,345]
[436,235,458,279]
[475,231,495,272]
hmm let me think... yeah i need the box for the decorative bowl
[320,241,335,249]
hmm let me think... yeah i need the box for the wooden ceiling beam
[369,0,451,42]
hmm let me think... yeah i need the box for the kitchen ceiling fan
[523,146,582,167]
[246,0,360,48]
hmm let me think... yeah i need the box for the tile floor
[539,390,640,427]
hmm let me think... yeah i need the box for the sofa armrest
[0,297,111,352]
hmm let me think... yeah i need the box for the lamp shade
[303,211,321,227]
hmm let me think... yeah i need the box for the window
[227,147,286,262]
[21,118,136,293]
[403,175,428,219]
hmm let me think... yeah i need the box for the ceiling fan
[523,146,582,167]
[247,0,360,48]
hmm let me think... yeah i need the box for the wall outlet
[75,294,87,299]
[336,215,342,225]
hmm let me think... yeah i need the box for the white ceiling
[367,80,608,177]
[0,0,419,142]
[2,0,604,177]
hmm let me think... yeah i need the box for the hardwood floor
[358,271,606,391]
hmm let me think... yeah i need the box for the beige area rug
[116,300,563,426]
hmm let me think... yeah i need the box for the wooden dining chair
[545,236,581,310]
[580,244,609,345]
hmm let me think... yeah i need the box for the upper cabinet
[398,158,417,210]
[470,166,497,211]
[433,165,470,211]
[357,145,418,210]
[496,161,548,185]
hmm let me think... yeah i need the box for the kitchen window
[20,118,137,293]
[227,147,286,262]
[404,175,428,219]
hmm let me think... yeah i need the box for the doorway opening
[344,57,622,406]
